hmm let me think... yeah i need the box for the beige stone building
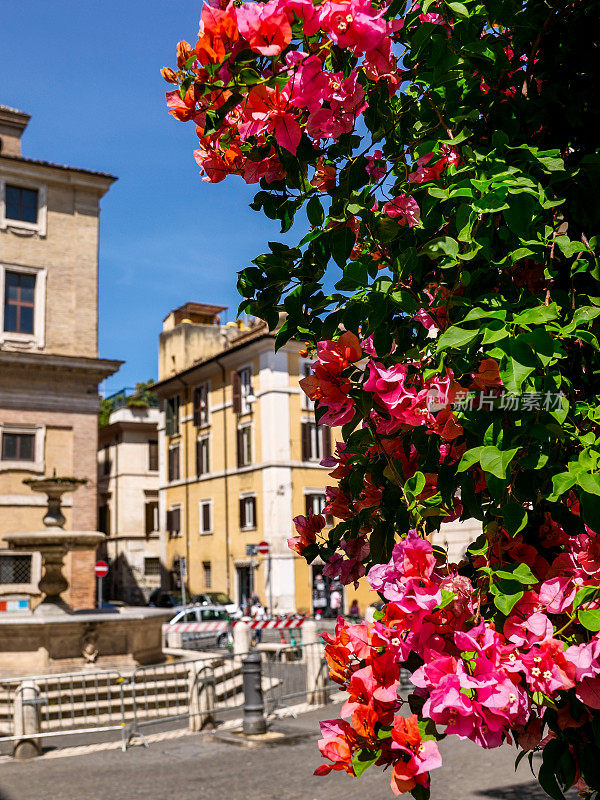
[98,390,161,604]
[153,303,378,616]
[0,104,121,609]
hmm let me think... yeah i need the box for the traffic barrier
[161,617,305,635]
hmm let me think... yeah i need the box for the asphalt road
[0,704,566,800]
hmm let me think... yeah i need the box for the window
[168,445,180,482]
[167,506,182,538]
[165,395,180,436]
[0,425,44,472]
[203,561,212,589]
[0,554,31,585]
[4,271,35,335]
[98,504,110,536]
[5,185,38,224]
[145,501,158,534]
[144,557,161,576]
[240,495,256,530]
[199,500,212,534]
[148,440,158,472]
[1,431,34,462]
[301,421,331,462]
[193,382,209,426]
[102,444,111,476]
[236,424,252,468]
[306,492,333,526]
[0,181,46,236]
[232,367,253,415]
[196,436,210,477]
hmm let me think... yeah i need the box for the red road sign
[94,561,109,578]
[257,541,269,555]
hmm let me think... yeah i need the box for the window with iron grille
[3,271,35,335]
[203,561,212,589]
[196,436,210,477]
[301,421,331,462]
[199,500,212,534]
[193,382,209,426]
[165,395,180,436]
[148,440,158,472]
[236,424,252,467]
[5,185,38,224]
[240,495,256,530]
[166,506,182,538]
[144,557,161,576]
[168,445,180,482]
[1,431,35,462]
[305,493,333,526]
[0,554,32,584]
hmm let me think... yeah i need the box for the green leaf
[479,446,519,479]
[548,472,577,501]
[352,749,379,778]
[437,326,479,351]
[457,446,483,472]
[578,609,600,632]
[494,590,524,616]
[421,236,459,260]
[513,304,559,326]
[494,563,537,585]
[446,1,469,17]
[306,196,324,227]
[501,503,528,535]
[577,473,600,497]
[498,339,536,393]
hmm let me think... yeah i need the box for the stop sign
[94,561,109,578]
[257,541,269,555]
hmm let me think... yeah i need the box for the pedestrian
[330,587,342,617]
[349,599,360,622]
[251,597,265,644]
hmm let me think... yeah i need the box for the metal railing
[0,641,410,756]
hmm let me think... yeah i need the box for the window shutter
[237,428,243,468]
[166,509,173,533]
[240,497,246,528]
[145,502,154,535]
[166,398,174,436]
[322,425,332,459]
[232,371,242,415]
[193,388,201,426]
[249,497,256,527]
[174,507,181,533]
[301,422,310,461]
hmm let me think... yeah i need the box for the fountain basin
[0,607,172,676]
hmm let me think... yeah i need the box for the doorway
[237,565,254,610]
[312,566,344,618]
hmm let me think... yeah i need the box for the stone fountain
[0,475,170,675]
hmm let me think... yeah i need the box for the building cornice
[0,154,116,195]
[0,351,122,380]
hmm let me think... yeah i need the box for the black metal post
[242,652,267,735]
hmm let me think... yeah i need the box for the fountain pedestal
[0,476,170,675]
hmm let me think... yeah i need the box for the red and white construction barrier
[239,618,304,630]
[162,617,305,634]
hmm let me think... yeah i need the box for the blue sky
[1,0,292,395]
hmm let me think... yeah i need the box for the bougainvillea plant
[164,0,600,796]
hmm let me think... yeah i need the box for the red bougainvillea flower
[390,715,442,795]
[288,511,325,554]
[382,194,421,226]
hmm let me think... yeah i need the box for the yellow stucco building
[153,303,377,616]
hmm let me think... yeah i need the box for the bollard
[304,620,329,706]
[13,681,42,760]
[188,662,216,732]
[233,620,251,665]
[242,652,267,735]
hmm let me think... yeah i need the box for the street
[0,704,567,800]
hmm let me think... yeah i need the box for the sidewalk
[0,703,565,800]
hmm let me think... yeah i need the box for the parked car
[148,590,183,608]
[167,604,232,649]
[192,592,241,619]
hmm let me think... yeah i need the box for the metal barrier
[0,639,410,755]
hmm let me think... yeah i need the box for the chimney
[0,105,30,157]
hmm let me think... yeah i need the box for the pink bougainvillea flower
[382,194,421,227]
[318,0,388,54]
[236,0,292,56]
